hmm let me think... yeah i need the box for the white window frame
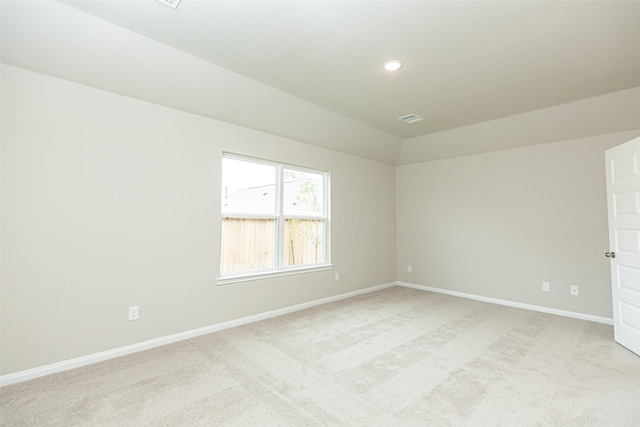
[218,153,332,285]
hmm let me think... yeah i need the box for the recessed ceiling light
[383,60,403,71]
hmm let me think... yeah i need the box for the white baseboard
[2,281,612,387]
[397,281,614,325]
[0,282,396,387]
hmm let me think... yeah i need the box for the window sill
[217,264,334,286]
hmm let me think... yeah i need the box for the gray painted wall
[396,129,640,318]
[2,61,639,377]
[0,65,397,375]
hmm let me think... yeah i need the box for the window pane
[283,219,325,266]
[222,158,276,215]
[221,218,276,274]
[283,169,324,216]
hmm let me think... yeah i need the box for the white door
[605,136,640,356]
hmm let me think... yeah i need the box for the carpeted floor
[2,286,639,426]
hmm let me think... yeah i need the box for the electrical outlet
[407,265,412,273]
[542,281,550,292]
[128,306,139,321]
[335,272,340,282]
[570,285,579,296]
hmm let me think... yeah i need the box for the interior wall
[396,129,640,318]
[2,60,638,377]
[0,64,397,375]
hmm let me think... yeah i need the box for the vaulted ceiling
[63,0,640,138]
[2,1,640,163]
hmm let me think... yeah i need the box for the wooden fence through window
[221,218,324,274]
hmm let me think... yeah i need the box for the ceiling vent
[155,0,181,9]
[398,114,424,124]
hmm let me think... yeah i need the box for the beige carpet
[2,286,640,426]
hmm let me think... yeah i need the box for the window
[219,154,330,283]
